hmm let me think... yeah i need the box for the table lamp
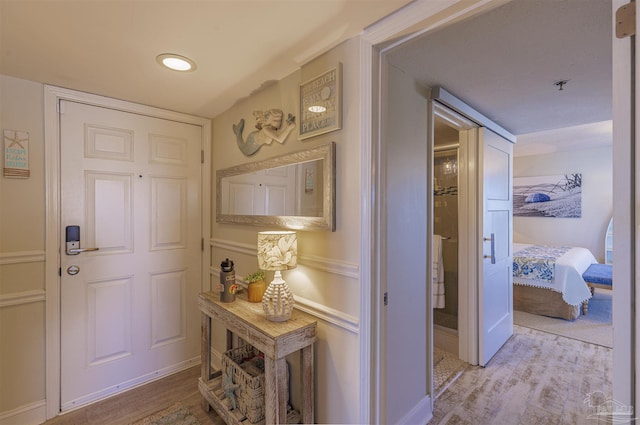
[257,231,297,321]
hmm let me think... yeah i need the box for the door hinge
[201,237,204,252]
[616,2,636,39]
[58,267,62,277]
[56,101,65,114]
[383,292,388,306]
[201,150,205,164]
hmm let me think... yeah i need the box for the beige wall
[513,145,613,262]
[0,36,366,425]
[211,38,362,424]
[0,75,46,419]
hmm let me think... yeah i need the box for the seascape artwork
[513,173,582,218]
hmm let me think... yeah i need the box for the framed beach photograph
[513,173,582,218]
[299,63,342,140]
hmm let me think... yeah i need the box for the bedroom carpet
[430,325,614,425]
[513,288,612,348]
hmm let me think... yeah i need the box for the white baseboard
[0,400,46,425]
[397,395,432,425]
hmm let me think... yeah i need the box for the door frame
[361,0,634,423]
[432,101,478,365]
[43,86,211,419]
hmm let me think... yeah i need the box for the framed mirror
[216,142,336,231]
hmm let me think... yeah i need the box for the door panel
[60,100,202,410]
[479,128,513,366]
[222,166,297,216]
[86,172,132,253]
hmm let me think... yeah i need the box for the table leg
[200,313,211,412]
[301,344,314,424]
[264,356,277,424]
[275,358,288,423]
[264,356,289,424]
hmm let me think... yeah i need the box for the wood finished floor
[42,366,224,425]
[430,325,614,425]
[41,325,613,425]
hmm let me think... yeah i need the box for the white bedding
[513,243,597,306]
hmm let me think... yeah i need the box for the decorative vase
[247,279,266,303]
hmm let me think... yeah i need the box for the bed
[512,243,598,320]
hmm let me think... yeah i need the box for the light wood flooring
[41,325,613,425]
[42,367,224,425]
[430,325,614,425]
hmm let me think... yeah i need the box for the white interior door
[478,127,513,366]
[222,167,296,215]
[59,100,202,410]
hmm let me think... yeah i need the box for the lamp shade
[257,231,297,271]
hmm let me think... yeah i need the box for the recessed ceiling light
[308,105,327,113]
[156,53,196,72]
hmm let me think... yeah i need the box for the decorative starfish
[5,132,27,149]
[222,366,240,410]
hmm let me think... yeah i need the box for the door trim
[43,86,211,419]
[360,0,629,422]
[432,101,478,365]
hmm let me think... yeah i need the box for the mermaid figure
[233,109,296,157]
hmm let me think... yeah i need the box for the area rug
[131,402,200,425]
[514,288,612,348]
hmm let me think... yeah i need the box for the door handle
[483,233,496,264]
[66,245,100,255]
[66,240,99,255]
[65,225,99,255]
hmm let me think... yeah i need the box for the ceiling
[0,0,412,119]
[1,0,612,156]
[387,0,613,155]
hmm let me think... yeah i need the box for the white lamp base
[261,271,295,322]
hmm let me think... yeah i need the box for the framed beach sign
[3,129,30,178]
[513,173,582,218]
[299,63,342,140]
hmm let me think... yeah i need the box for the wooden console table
[198,292,317,424]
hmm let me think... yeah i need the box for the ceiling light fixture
[156,53,196,72]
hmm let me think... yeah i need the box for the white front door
[59,100,202,410]
[478,127,513,366]
[222,166,296,215]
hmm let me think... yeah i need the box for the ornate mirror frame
[216,142,336,231]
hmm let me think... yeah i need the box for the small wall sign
[299,63,342,140]
[3,129,30,178]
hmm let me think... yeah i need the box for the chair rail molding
[209,266,359,334]
[0,289,46,308]
[210,238,360,279]
[0,250,46,265]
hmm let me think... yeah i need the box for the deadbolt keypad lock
[65,225,99,255]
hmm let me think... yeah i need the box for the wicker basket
[222,344,278,423]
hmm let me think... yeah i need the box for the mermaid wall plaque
[233,109,296,157]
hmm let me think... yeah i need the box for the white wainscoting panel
[210,238,360,334]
